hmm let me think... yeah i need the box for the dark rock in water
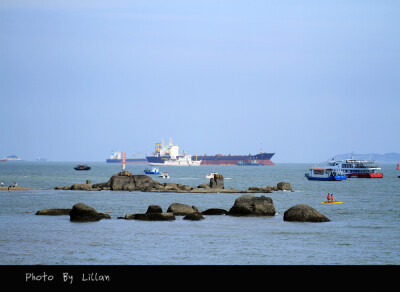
[210,173,224,189]
[69,203,103,222]
[35,208,71,216]
[276,182,292,191]
[134,212,176,221]
[92,181,110,189]
[167,203,198,215]
[146,205,163,214]
[109,175,135,191]
[228,195,276,216]
[183,212,205,221]
[283,204,330,222]
[201,208,228,215]
[108,172,161,191]
[70,183,92,191]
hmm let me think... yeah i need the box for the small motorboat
[144,167,160,174]
[74,164,91,171]
[305,168,346,181]
[158,171,170,179]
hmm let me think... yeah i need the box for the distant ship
[37,157,47,162]
[146,139,275,166]
[146,139,201,166]
[1,155,23,162]
[106,151,147,163]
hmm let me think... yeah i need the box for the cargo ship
[106,151,147,163]
[146,139,275,166]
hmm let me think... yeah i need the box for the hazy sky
[0,0,399,163]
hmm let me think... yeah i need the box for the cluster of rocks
[55,171,293,194]
[36,195,330,223]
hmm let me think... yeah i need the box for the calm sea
[0,161,399,265]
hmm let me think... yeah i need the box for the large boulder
[283,204,330,222]
[133,175,160,191]
[210,173,224,189]
[228,195,276,216]
[167,203,198,215]
[109,175,135,191]
[277,182,292,191]
[183,212,205,221]
[69,203,104,222]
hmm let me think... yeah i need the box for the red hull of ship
[346,172,383,178]
[199,159,274,165]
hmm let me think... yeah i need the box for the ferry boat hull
[305,174,347,181]
[346,172,383,178]
[305,167,347,181]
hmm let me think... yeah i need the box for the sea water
[0,162,399,265]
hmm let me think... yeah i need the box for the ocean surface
[0,162,399,265]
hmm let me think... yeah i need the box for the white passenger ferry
[327,158,383,178]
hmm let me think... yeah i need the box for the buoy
[397,163,399,170]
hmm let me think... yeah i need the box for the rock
[134,212,176,221]
[99,213,111,219]
[248,187,260,191]
[210,173,224,189]
[277,182,292,191]
[228,195,276,216]
[146,205,163,214]
[183,212,205,220]
[92,182,110,189]
[35,208,71,215]
[198,183,210,189]
[109,175,135,191]
[70,183,92,191]
[283,204,330,222]
[69,203,103,222]
[167,203,198,215]
[118,171,133,177]
[201,208,228,215]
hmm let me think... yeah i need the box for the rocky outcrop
[134,212,176,221]
[122,204,176,221]
[183,212,205,221]
[283,204,330,222]
[210,173,224,189]
[201,208,228,215]
[69,202,110,222]
[167,203,198,215]
[35,208,71,215]
[70,183,92,191]
[55,171,294,194]
[277,182,292,191]
[227,195,276,216]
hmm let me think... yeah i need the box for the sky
[0,0,399,163]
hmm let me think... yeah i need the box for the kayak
[322,201,342,204]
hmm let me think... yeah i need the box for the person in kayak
[327,193,331,202]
